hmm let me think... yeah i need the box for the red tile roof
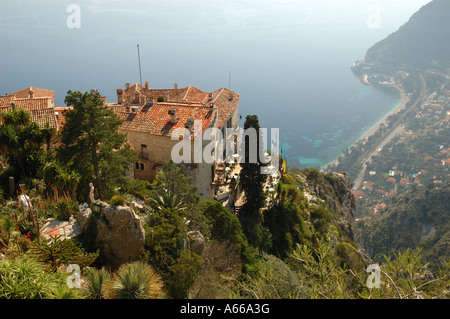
[115,102,215,137]
[10,87,55,103]
[0,95,15,108]
[8,97,52,111]
[209,87,239,128]
[0,93,57,129]
[115,83,239,130]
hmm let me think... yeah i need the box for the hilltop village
[0,82,281,209]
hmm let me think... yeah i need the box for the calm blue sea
[0,0,431,168]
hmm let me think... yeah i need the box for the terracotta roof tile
[9,97,52,111]
[209,87,240,128]
[11,87,55,103]
[0,94,57,129]
[116,83,239,130]
[0,95,15,108]
[115,102,215,137]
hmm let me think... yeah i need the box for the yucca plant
[103,261,165,299]
[83,267,110,299]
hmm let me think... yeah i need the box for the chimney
[125,82,130,90]
[29,90,34,99]
[117,89,123,104]
[168,109,177,124]
[145,80,149,90]
[185,117,194,133]
[174,83,178,90]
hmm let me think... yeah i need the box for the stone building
[0,87,57,129]
[107,81,240,200]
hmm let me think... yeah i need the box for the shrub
[110,195,126,206]
[103,261,165,299]
[82,267,110,299]
[30,236,98,272]
[0,256,79,299]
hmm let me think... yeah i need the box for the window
[135,162,139,169]
[227,118,232,129]
[140,163,144,170]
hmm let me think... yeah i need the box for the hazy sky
[0,0,433,102]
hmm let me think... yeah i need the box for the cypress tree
[239,115,266,245]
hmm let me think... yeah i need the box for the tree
[153,160,200,207]
[239,115,266,245]
[57,90,136,200]
[30,235,98,272]
[42,159,80,198]
[0,107,54,180]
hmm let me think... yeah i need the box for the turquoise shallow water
[258,83,401,169]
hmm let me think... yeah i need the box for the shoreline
[323,81,409,170]
[358,82,409,142]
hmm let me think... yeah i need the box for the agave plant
[103,261,165,299]
[150,190,187,212]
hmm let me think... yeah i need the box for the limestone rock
[91,202,145,270]
[187,230,205,256]
[41,217,82,241]
[76,206,92,230]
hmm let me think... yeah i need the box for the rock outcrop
[187,230,205,256]
[78,201,145,270]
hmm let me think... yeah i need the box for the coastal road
[352,74,427,191]
[352,124,405,190]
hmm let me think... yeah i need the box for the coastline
[358,82,409,142]
[323,81,409,170]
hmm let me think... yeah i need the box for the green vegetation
[0,160,449,299]
[103,261,165,299]
[110,195,126,206]
[365,0,450,72]
[57,90,136,201]
[340,71,450,272]
[239,115,267,246]
[356,183,450,270]
[1,89,449,299]
[0,107,53,184]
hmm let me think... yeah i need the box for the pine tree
[57,90,136,200]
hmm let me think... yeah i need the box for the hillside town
[352,72,450,219]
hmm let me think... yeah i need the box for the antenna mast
[137,44,143,86]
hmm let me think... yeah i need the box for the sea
[0,0,432,169]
